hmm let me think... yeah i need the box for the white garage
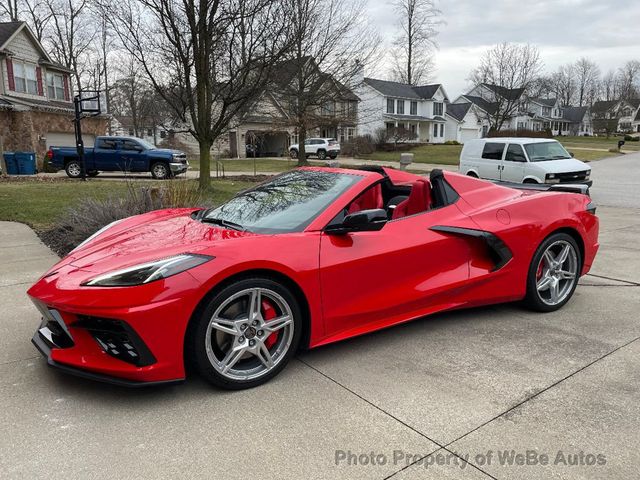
[460,127,481,144]
[45,132,95,149]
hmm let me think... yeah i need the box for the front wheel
[150,162,171,179]
[317,149,327,160]
[65,160,82,178]
[466,171,478,178]
[523,233,581,312]
[188,278,302,389]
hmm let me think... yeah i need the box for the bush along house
[0,21,107,169]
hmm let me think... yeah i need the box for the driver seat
[392,179,431,219]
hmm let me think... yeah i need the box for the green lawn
[0,178,254,230]
[556,135,640,152]
[359,144,462,165]
[190,158,325,172]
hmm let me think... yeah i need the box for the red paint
[28,168,599,384]
[36,67,43,95]
[6,59,14,91]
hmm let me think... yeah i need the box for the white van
[459,138,591,185]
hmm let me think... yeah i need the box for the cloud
[366,0,640,98]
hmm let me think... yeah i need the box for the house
[444,103,484,143]
[213,56,359,158]
[356,78,449,144]
[452,84,594,141]
[110,116,172,146]
[592,99,640,133]
[0,22,107,166]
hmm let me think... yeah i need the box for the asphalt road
[1,155,639,479]
[589,150,640,208]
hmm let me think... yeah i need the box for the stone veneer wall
[0,110,108,168]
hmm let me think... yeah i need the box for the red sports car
[28,167,599,389]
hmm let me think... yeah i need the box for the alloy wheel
[205,287,294,381]
[535,240,578,306]
[153,163,168,178]
[67,162,81,177]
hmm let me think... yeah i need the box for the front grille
[73,316,156,367]
[556,170,589,182]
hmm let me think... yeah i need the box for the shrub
[443,140,460,145]
[624,135,639,142]
[340,135,376,157]
[488,129,552,139]
[40,179,215,256]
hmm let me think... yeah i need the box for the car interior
[331,169,460,226]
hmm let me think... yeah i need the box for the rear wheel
[189,278,302,389]
[65,160,82,178]
[289,149,298,159]
[524,233,581,312]
[150,162,171,179]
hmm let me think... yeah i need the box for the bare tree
[0,0,20,20]
[21,0,52,41]
[617,60,640,100]
[550,64,576,107]
[45,0,95,89]
[469,43,542,130]
[390,0,441,85]
[105,0,292,190]
[279,0,380,166]
[600,70,618,101]
[574,57,600,106]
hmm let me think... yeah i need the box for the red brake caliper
[261,300,278,349]
[536,258,545,280]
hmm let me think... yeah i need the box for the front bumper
[169,161,189,174]
[31,328,182,388]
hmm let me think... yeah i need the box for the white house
[592,99,640,134]
[444,103,484,143]
[356,77,449,144]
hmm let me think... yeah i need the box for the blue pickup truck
[46,136,189,179]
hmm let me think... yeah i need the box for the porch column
[417,122,420,140]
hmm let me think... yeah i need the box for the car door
[304,139,314,155]
[120,139,146,172]
[478,142,505,180]
[93,137,120,171]
[318,203,477,342]
[501,143,527,182]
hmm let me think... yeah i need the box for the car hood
[530,158,590,173]
[55,209,255,273]
[149,148,184,156]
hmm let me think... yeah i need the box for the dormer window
[47,72,65,100]
[433,102,443,116]
[13,61,38,95]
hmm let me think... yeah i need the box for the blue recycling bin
[15,152,37,175]
[2,152,19,175]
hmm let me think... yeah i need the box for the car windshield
[524,142,572,162]
[202,169,361,233]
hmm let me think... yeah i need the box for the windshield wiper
[200,217,248,232]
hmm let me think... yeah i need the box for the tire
[523,232,582,312]
[317,149,327,160]
[523,178,539,184]
[289,149,298,159]
[329,154,337,159]
[65,160,82,178]
[87,170,99,177]
[150,162,171,179]
[188,277,302,389]
[466,171,478,178]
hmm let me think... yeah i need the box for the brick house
[0,21,107,168]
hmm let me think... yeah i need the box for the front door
[501,143,526,182]
[318,204,475,343]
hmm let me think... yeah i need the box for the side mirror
[325,208,387,235]
[570,151,575,158]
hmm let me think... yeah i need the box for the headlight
[546,173,556,179]
[585,170,590,179]
[82,254,213,287]
[70,219,124,254]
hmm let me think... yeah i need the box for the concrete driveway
[2,158,639,479]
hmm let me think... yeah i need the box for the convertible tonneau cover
[493,181,590,196]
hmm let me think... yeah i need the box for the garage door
[46,132,95,149]
[460,128,480,144]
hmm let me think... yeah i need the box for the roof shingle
[0,21,23,48]
[445,103,472,122]
[363,78,442,100]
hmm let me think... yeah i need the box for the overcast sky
[367,0,640,99]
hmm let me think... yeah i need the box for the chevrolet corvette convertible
[28,166,599,389]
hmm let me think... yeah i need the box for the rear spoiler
[493,181,590,196]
